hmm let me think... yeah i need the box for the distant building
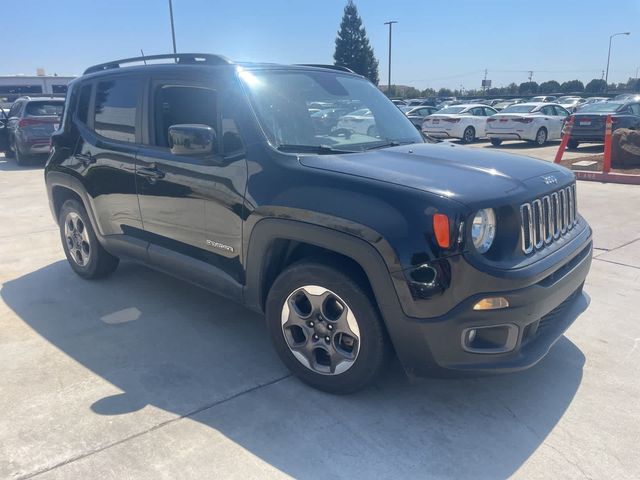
[0,75,76,100]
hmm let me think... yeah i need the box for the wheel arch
[244,218,409,325]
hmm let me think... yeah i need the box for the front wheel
[490,138,503,147]
[266,261,390,394]
[59,199,119,279]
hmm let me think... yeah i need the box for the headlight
[471,208,496,253]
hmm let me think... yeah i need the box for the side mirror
[168,124,216,157]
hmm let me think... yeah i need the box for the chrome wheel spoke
[281,285,361,376]
[64,212,91,267]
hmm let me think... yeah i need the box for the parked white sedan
[485,102,570,146]
[335,108,378,136]
[421,104,497,143]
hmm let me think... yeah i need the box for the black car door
[135,73,248,300]
[75,76,145,243]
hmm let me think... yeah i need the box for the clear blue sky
[4,0,639,89]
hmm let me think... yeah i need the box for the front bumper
[386,226,592,378]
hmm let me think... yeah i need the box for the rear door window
[94,77,142,143]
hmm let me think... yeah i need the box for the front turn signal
[433,213,450,249]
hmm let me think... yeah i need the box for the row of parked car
[416,96,640,147]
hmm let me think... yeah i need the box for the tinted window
[94,77,142,142]
[52,85,68,94]
[628,104,640,115]
[438,106,466,114]
[8,102,22,117]
[470,107,484,116]
[483,107,496,116]
[25,101,64,116]
[540,106,554,115]
[553,106,569,116]
[579,102,623,113]
[76,84,92,124]
[502,104,536,113]
[153,85,217,149]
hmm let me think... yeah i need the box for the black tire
[534,127,547,146]
[266,260,391,394]
[58,199,119,279]
[567,139,579,150]
[460,126,475,144]
[5,140,15,158]
[490,138,503,147]
[15,145,28,165]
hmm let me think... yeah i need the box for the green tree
[627,77,640,92]
[585,79,606,93]
[518,81,539,95]
[539,80,561,93]
[403,86,421,98]
[560,80,584,93]
[421,88,436,97]
[333,1,379,84]
[438,88,454,97]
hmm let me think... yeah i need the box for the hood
[299,142,573,207]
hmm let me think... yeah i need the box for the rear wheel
[15,145,28,166]
[533,127,548,146]
[461,126,475,144]
[58,199,119,279]
[490,138,503,147]
[567,139,579,150]
[266,261,390,394]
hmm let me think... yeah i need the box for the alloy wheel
[64,212,91,267]
[281,285,361,375]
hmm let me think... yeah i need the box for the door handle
[75,152,96,166]
[138,165,165,183]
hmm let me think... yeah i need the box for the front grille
[520,184,577,254]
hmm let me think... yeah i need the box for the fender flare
[244,217,416,339]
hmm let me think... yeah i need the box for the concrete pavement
[0,153,639,479]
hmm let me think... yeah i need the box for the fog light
[473,297,509,311]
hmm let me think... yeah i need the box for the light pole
[384,21,397,96]
[605,31,630,92]
[168,0,178,59]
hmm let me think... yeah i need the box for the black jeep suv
[45,54,592,393]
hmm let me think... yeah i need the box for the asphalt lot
[1,150,639,479]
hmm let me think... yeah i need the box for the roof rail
[295,64,356,74]
[84,53,232,75]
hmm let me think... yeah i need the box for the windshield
[239,69,422,152]
[437,106,466,114]
[578,102,623,113]
[501,104,537,113]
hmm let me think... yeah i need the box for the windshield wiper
[364,140,415,151]
[276,144,357,154]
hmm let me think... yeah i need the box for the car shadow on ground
[1,260,589,478]
[0,157,46,171]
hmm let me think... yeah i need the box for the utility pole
[168,0,178,60]
[383,21,397,96]
[605,32,631,92]
[482,69,488,94]
[528,71,533,83]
